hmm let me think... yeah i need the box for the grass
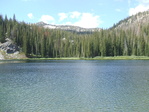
[1,52,149,60]
[93,56,149,60]
[23,56,149,60]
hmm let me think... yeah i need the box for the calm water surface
[0,60,149,112]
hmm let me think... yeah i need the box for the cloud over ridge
[27,13,34,19]
[39,15,55,24]
[129,0,149,16]
[58,11,102,28]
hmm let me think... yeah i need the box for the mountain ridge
[111,10,149,30]
[36,21,101,33]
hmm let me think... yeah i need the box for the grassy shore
[1,55,149,61]
[93,56,149,60]
[23,56,149,60]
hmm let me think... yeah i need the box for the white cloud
[39,15,55,24]
[129,4,149,15]
[65,22,72,25]
[58,11,81,21]
[70,11,81,19]
[128,0,149,16]
[73,13,102,28]
[57,12,102,28]
[58,13,68,21]
[27,13,34,19]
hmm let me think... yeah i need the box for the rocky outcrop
[0,38,19,54]
[0,38,26,60]
[0,52,4,60]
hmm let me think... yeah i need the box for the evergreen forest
[0,14,149,58]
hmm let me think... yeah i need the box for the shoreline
[1,56,149,61]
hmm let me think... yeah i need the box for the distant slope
[111,10,149,30]
[36,21,101,33]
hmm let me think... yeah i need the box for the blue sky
[1,0,149,28]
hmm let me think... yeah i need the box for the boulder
[0,38,19,54]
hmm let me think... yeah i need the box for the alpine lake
[0,60,149,112]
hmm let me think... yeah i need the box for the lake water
[0,60,149,112]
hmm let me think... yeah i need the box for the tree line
[0,14,149,58]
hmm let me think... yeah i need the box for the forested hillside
[0,11,149,58]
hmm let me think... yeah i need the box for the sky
[1,0,149,28]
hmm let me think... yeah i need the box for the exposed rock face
[0,52,4,60]
[0,38,19,54]
[111,10,149,30]
[0,38,26,60]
